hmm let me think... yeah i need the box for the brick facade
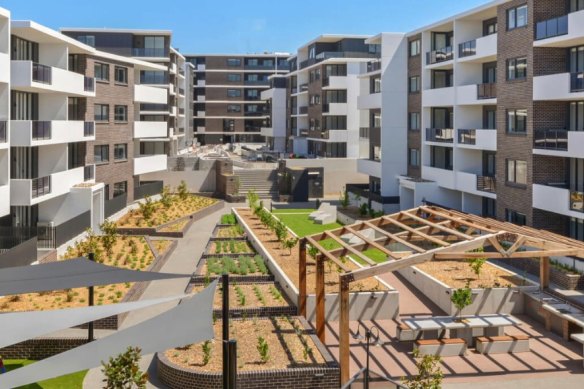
[407,34,422,178]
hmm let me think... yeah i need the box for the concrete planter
[397,263,538,316]
[233,208,399,322]
[495,258,584,290]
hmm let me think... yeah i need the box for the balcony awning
[0,258,191,296]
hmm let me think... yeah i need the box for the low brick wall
[0,337,87,360]
[495,258,584,290]
[191,275,275,284]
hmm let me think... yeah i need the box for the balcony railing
[32,176,51,198]
[571,190,584,212]
[244,79,269,85]
[535,15,568,40]
[132,48,168,57]
[32,121,51,140]
[477,83,497,99]
[0,120,6,143]
[84,121,95,137]
[458,129,476,145]
[84,165,94,181]
[367,61,381,72]
[459,40,477,58]
[426,47,453,64]
[140,103,168,111]
[298,106,308,115]
[571,72,584,92]
[426,128,454,143]
[477,176,496,193]
[32,63,52,84]
[84,76,95,92]
[299,51,379,69]
[534,129,568,150]
[140,74,169,84]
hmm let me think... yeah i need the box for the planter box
[233,208,399,322]
[495,258,584,290]
[397,263,538,316]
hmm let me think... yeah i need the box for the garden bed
[189,283,291,310]
[205,240,256,256]
[198,256,269,277]
[212,224,246,240]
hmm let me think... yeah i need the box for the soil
[216,226,245,238]
[190,283,290,309]
[415,259,525,288]
[237,208,387,294]
[165,317,326,372]
[158,219,190,233]
[202,256,269,277]
[117,195,217,228]
[0,236,172,312]
[208,240,255,255]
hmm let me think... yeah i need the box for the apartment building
[285,35,380,159]
[185,53,290,145]
[260,75,288,152]
[61,28,191,156]
[0,9,9,221]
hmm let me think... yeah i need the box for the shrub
[139,196,156,221]
[202,340,212,366]
[257,336,270,363]
[177,180,189,201]
[100,220,119,256]
[403,348,443,389]
[247,190,260,209]
[359,203,368,216]
[160,185,173,208]
[467,247,486,279]
[283,237,299,254]
[101,346,148,389]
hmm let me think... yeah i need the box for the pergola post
[298,238,307,317]
[540,256,550,290]
[339,274,350,386]
[316,256,325,342]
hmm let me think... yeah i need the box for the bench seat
[415,338,466,357]
[476,335,530,354]
[571,333,584,368]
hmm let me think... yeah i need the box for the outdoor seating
[475,335,530,354]
[415,338,467,357]
[309,203,337,225]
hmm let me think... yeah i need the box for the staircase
[234,168,279,199]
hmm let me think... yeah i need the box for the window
[227,58,241,67]
[11,36,39,62]
[143,36,166,57]
[113,181,127,197]
[114,105,127,122]
[570,0,584,12]
[309,94,320,106]
[246,89,259,98]
[324,90,347,103]
[114,66,128,84]
[227,74,241,82]
[409,148,420,167]
[227,89,241,97]
[94,63,109,82]
[246,105,259,113]
[409,39,421,57]
[315,68,321,80]
[506,159,527,185]
[370,76,381,94]
[483,18,498,36]
[507,109,527,133]
[507,57,527,80]
[409,112,420,131]
[323,116,347,130]
[324,64,347,77]
[432,70,453,88]
[223,119,235,131]
[227,104,241,112]
[94,104,109,122]
[409,76,420,93]
[140,71,167,84]
[569,101,584,131]
[114,144,127,161]
[77,35,95,47]
[507,5,528,30]
[247,74,259,82]
[309,71,315,83]
[247,58,258,66]
[506,209,526,225]
[94,145,109,164]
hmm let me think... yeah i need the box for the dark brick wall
[532,155,567,185]
[0,338,87,360]
[407,34,422,178]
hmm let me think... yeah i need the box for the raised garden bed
[495,258,584,290]
[205,240,256,256]
[200,255,268,277]
[158,317,339,389]
[211,224,246,240]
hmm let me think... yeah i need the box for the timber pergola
[296,205,584,385]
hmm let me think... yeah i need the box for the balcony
[457,129,496,150]
[322,76,347,89]
[357,159,381,178]
[134,84,167,104]
[534,10,584,47]
[298,106,308,115]
[422,166,455,189]
[10,166,86,206]
[299,51,379,69]
[455,172,496,199]
[366,60,381,73]
[457,34,497,62]
[10,120,96,146]
[426,128,454,143]
[478,83,497,99]
[457,84,496,105]
[134,154,167,175]
[477,176,496,194]
[132,48,169,58]
[11,61,95,97]
[534,72,584,100]
[422,86,454,107]
[533,183,584,218]
[134,121,168,138]
[458,40,476,58]
[426,47,453,65]
[357,93,381,110]
[533,130,584,158]
[322,102,347,115]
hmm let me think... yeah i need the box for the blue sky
[3,0,489,54]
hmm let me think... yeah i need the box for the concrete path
[83,202,240,389]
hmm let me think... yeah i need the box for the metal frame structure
[297,206,584,385]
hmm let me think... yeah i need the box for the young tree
[403,348,443,389]
[247,189,260,210]
[274,220,288,243]
[160,185,173,208]
[467,247,486,280]
[101,346,148,389]
[308,246,320,260]
[177,180,189,201]
[283,237,299,254]
[138,196,155,222]
[100,220,118,257]
[451,283,473,321]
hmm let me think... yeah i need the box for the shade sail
[0,280,217,388]
[0,294,187,348]
[0,258,191,296]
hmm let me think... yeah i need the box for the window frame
[227,58,241,67]
[94,104,109,122]
[227,104,241,113]
[507,57,527,81]
[409,39,421,57]
[114,105,128,122]
[114,66,128,84]
[94,144,109,164]
[506,158,528,186]
[409,76,421,93]
[409,112,421,131]
[506,109,528,134]
[113,181,127,198]
[113,143,128,161]
[227,89,241,98]
[227,73,241,82]
[507,4,528,31]
[408,148,421,167]
[94,62,110,82]
[505,209,527,225]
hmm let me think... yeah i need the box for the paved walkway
[83,202,240,389]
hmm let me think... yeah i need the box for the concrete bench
[571,333,584,367]
[397,322,419,342]
[415,338,467,357]
[476,335,530,354]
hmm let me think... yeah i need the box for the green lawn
[5,360,87,389]
[272,208,315,214]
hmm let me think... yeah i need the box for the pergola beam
[305,236,350,273]
[344,226,397,259]
[363,221,426,253]
[324,231,377,266]
[434,249,581,259]
[405,210,475,240]
[381,217,451,247]
[419,206,498,233]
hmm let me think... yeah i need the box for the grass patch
[273,213,342,238]
[5,360,86,389]
[272,208,314,214]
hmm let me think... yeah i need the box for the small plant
[257,336,270,363]
[302,344,313,360]
[283,237,298,254]
[65,289,75,303]
[247,189,260,210]
[359,202,368,216]
[467,247,486,280]
[235,285,246,306]
[253,285,266,305]
[451,283,473,320]
[160,185,173,208]
[177,180,189,201]
[139,196,156,221]
[403,348,443,389]
[202,340,212,366]
[100,220,119,256]
[101,346,148,389]
[308,246,319,260]
[254,256,268,274]
[269,285,283,301]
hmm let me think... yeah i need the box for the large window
[506,159,527,185]
[227,58,241,67]
[409,112,420,131]
[409,76,420,93]
[507,5,528,30]
[325,90,347,103]
[11,36,39,61]
[507,57,527,80]
[94,104,109,122]
[114,144,127,161]
[94,145,109,164]
[569,46,584,73]
[370,76,381,94]
[430,146,453,170]
[77,35,95,47]
[143,36,166,57]
[409,39,421,57]
[324,116,347,130]
[507,109,527,133]
[227,89,241,97]
[227,74,241,82]
[324,64,347,77]
[432,70,453,89]
[227,104,241,112]
[113,181,127,197]
[114,66,128,84]
[570,0,584,12]
[408,148,420,167]
[309,94,320,106]
[94,63,109,82]
[114,105,127,122]
[570,101,584,131]
[140,71,167,84]
[506,209,526,225]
